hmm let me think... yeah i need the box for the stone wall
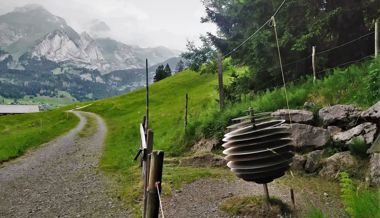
[274,101,380,186]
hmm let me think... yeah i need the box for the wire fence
[219,0,377,93]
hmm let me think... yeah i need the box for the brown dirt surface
[162,177,345,218]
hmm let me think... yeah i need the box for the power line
[222,0,287,58]
[316,31,374,55]
[277,31,375,69]
[282,55,312,68]
[316,54,373,74]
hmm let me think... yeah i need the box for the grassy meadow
[0,108,79,163]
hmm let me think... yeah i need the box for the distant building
[0,105,40,115]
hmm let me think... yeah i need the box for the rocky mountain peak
[14,4,47,13]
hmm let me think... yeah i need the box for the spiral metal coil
[222,110,294,184]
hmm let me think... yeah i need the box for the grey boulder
[291,154,306,171]
[369,153,380,186]
[361,101,380,120]
[319,151,358,179]
[304,150,324,173]
[289,123,330,149]
[333,122,377,145]
[319,105,361,127]
[272,109,314,124]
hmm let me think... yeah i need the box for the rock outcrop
[361,101,380,120]
[333,122,377,145]
[291,154,306,171]
[289,123,330,149]
[304,150,324,173]
[179,153,227,167]
[192,138,218,153]
[369,153,380,186]
[319,105,361,128]
[319,151,358,179]
[272,109,314,124]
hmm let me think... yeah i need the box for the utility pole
[375,19,379,58]
[184,93,188,128]
[217,52,225,110]
[145,59,149,129]
[312,46,316,83]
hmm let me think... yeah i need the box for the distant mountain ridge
[0,4,182,104]
[0,4,179,73]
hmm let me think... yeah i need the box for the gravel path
[162,178,344,218]
[0,111,129,218]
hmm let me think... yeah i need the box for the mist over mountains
[0,4,181,104]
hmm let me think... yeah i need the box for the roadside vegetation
[1,57,378,216]
[0,108,79,163]
[79,56,380,215]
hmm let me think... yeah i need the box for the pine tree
[164,64,172,77]
[175,59,185,72]
[153,65,165,82]
[154,64,172,82]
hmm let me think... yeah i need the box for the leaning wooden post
[146,151,164,218]
[217,52,225,110]
[184,93,188,129]
[375,19,379,58]
[312,46,316,83]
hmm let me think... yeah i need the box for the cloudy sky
[0,0,217,50]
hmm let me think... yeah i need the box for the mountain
[0,4,179,73]
[0,4,79,58]
[0,4,183,104]
[87,19,111,38]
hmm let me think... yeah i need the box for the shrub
[349,136,370,157]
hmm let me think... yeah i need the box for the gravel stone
[0,111,130,218]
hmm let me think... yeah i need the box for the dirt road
[0,111,129,218]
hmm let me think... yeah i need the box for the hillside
[1,58,379,216]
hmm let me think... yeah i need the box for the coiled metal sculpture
[223,108,294,184]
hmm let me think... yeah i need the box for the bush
[349,136,370,157]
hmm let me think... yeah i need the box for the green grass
[0,109,79,163]
[339,172,380,218]
[1,56,377,216]
[187,57,380,142]
[306,207,327,218]
[83,70,229,170]
[80,69,237,215]
[78,58,379,215]
[77,113,97,138]
[219,196,291,217]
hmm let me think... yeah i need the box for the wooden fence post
[263,183,270,208]
[217,52,225,110]
[146,151,164,218]
[290,188,295,209]
[142,129,154,218]
[184,93,188,128]
[312,46,316,83]
[375,19,379,58]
